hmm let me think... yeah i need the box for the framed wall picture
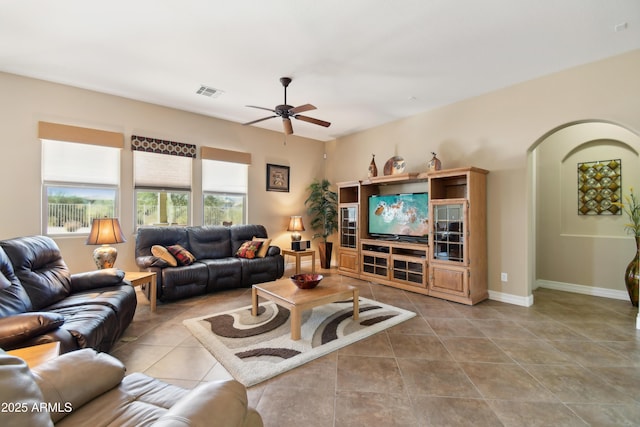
[577,159,621,215]
[266,163,290,192]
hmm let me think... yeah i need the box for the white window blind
[42,139,119,184]
[203,159,248,193]
[134,151,192,190]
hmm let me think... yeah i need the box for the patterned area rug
[183,297,415,386]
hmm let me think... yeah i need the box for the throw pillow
[236,240,263,259]
[252,237,272,258]
[167,244,196,266]
[151,245,177,267]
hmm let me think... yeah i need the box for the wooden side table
[8,342,60,368]
[282,249,316,275]
[125,271,157,313]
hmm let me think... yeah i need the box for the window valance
[201,146,251,165]
[38,121,123,148]
[131,135,196,158]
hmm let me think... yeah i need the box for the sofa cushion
[151,245,178,267]
[32,348,125,423]
[0,271,9,290]
[54,372,190,427]
[0,236,71,310]
[0,312,65,348]
[46,284,137,348]
[236,241,263,259]
[238,256,284,286]
[160,263,208,301]
[46,304,119,351]
[168,244,196,266]
[200,258,243,292]
[187,226,232,259]
[0,246,32,316]
[252,237,272,258]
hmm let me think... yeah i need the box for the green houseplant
[305,179,338,268]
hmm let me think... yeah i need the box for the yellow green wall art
[577,159,621,215]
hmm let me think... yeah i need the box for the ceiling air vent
[196,85,224,98]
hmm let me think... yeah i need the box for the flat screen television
[368,193,429,241]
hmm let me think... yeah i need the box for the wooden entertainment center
[337,167,488,305]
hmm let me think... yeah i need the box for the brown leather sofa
[0,235,137,353]
[0,348,263,426]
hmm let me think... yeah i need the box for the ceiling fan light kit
[243,77,330,135]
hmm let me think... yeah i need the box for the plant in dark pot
[305,179,338,269]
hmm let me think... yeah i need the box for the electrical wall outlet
[501,272,508,282]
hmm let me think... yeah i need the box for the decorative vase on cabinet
[427,152,442,172]
[368,154,378,178]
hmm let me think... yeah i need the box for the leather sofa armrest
[266,246,281,256]
[0,352,54,426]
[0,312,65,348]
[152,380,263,427]
[70,268,125,292]
[31,348,125,423]
[136,255,170,269]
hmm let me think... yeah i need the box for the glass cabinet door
[431,201,465,263]
[340,205,358,248]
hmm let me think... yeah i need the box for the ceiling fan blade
[288,104,316,114]
[246,105,276,113]
[283,118,293,135]
[243,115,277,126]
[294,115,331,128]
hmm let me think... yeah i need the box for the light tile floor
[111,267,640,426]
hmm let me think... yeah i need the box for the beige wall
[0,72,326,273]
[327,49,640,302]
[2,49,639,303]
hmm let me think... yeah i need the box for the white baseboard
[488,290,534,307]
[536,279,629,301]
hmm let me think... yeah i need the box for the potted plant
[305,179,338,268]
[614,187,640,306]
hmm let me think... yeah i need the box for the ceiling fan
[243,77,330,135]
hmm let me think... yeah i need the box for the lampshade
[287,216,305,241]
[86,218,126,269]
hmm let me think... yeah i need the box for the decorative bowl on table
[291,274,323,289]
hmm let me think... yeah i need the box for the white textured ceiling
[1,0,639,141]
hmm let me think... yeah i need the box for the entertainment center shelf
[361,239,428,290]
[337,167,489,305]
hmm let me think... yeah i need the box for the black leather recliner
[0,235,137,353]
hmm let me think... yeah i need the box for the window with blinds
[132,135,195,228]
[202,159,248,226]
[39,122,123,236]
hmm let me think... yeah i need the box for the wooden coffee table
[252,276,359,341]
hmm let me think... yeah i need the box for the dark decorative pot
[625,236,640,307]
[318,242,333,269]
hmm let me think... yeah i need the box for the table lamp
[86,218,126,269]
[287,216,305,241]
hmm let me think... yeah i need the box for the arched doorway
[528,120,640,302]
